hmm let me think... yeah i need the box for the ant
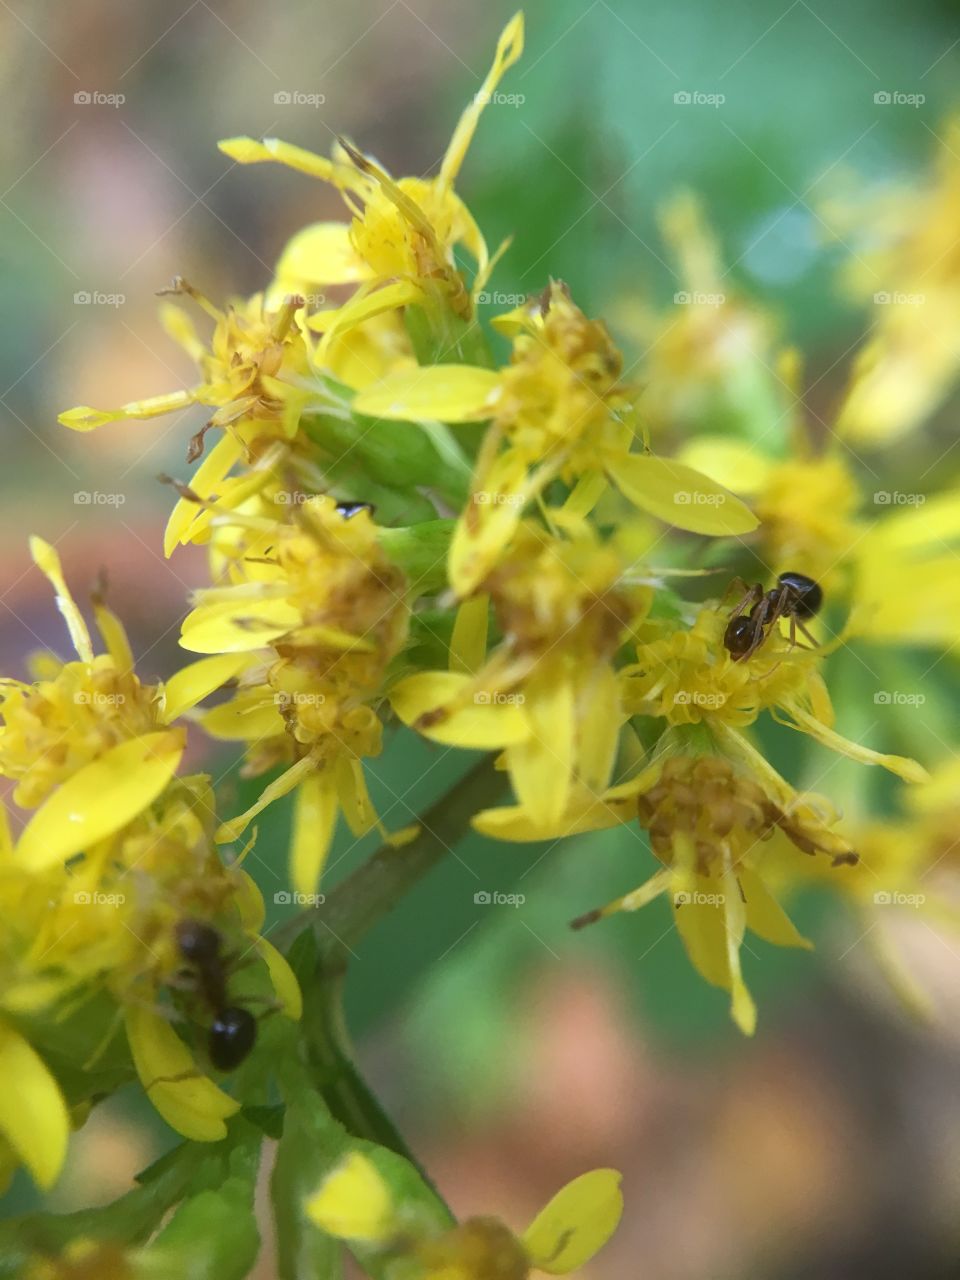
[723,571,823,663]
[335,500,376,520]
[174,919,257,1072]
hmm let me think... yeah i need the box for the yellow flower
[678,434,960,650]
[822,119,960,444]
[219,14,525,347]
[392,523,644,826]
[355,283,758,594]
[618,191,786,441]
[475,736,859,1034]
[179,496,413,893]
[620,602,924,783]
[306,1151,623,1277]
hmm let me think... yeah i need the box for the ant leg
[726,581,763,620]
[794,617,820,649]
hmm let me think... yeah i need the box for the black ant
[175,920,257,1072]
[335,500,376,520]
[723,571,823,663]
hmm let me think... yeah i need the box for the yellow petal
[158,302,207,362]
[740,867,812,950]
[522,1168,623,1274]
[440,12,525,186]
[219,135,341,182]
[576,665,622,795]
[252,936,302,1019]
[449,451,531,595]
[58,389,196,431]
[352,365,500,422]
[472,796,633,842]
[92,602,134,675]
[784,707,928,784]
[179,597,302,654]
[17,731,185,870]
[30,536,93,662]
[163,432,244,557]
[290,769,339,899]
[274,220,371,287]
[334,755,377,838]
[0,1021,69,1189]
[305,1151,397,1244]
[314,280,424,353]
[505,674,574,825]
[612,454,759,536]
[675,437,773,495]
[199,692,286,742]
[216,755,318,845]
[161,653,251,723]
[449,593,490,674]
[125,1005,239,1142]
[390,671,528,748]
[722,869,757,1035]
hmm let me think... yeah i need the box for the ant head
[209,1006,257,1071]
[723,614,757,659]
[777,571,822,619]
[175,919,222,964]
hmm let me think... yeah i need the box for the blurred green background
[2,1,960,1276]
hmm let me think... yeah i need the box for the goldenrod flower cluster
[3,9,958,1276]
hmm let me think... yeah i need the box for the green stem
[283,756,506,1169]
